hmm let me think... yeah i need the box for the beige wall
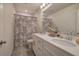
[49,4,78,33]
[0,3,15,55]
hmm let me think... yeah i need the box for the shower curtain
[14,14,38,48]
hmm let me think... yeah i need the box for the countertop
[33,33,79,56]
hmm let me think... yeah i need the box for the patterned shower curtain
[14,14,38,48]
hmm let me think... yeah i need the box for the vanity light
[42,3,46,7]
[40,3,46,9]
[40,3,50,9]
[40,5,43,9]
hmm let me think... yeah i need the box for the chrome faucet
[66,32,73,41]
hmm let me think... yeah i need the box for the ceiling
[44,3,74,16]
[13,3,74,16]
[14,3,41,14]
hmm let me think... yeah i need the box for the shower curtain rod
[14,13,37,17]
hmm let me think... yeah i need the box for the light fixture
[40,3,49,9]
[40,3,46,9]
[42,3,46,7]
[40,5,43,9]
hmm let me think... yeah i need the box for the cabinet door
[44,40,73,56]
[32,36,38,55]
[32,36,43,56]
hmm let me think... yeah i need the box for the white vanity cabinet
[43,40,73,56]
[33,35,50,56]
[32,36,42,56]
[32,34,73,56]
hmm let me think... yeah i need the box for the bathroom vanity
[32,33,79,56]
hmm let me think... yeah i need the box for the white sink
[51,39,76,47]
[38,33,76,47]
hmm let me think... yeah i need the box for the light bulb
[42,3,46,7]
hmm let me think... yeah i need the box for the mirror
[42,3,79,35]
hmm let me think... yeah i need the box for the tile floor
[12,46,35,56]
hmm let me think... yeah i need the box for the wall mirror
[42,3,79,35]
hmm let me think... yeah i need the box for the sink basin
[38,33,76,47]
[51,39,76,47]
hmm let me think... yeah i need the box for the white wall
[49,4,78,33]
[0,3,15,56]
